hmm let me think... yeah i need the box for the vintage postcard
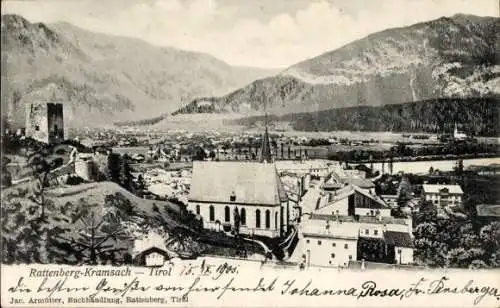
[1,0,499,307]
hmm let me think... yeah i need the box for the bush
[66,175,85,185]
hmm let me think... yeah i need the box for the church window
[209,205,215,222]
[240,208,246,225]
[265,210,270,229]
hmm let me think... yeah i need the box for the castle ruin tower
[25,102,64,144]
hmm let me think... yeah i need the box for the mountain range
[2,13,498,131]
[1,14,277,128]
[173,14,499,116]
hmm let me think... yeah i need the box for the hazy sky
[3,0,498,68]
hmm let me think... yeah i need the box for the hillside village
[1,101,499,269]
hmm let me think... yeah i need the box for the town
[1,102,499,270]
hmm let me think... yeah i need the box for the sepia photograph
[0,0,499,307]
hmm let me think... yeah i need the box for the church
[188,127,290,238]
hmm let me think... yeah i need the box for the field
[151,114,248,132]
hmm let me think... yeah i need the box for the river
[363,157,500,174]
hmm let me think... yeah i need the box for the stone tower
[25,102,64,144]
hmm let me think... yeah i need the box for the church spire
[259,102,272,163]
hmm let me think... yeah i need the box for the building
[301,213,414,267]
[323,169,375,192]
[25,102,64,144]
[453,123,467,140]
[134,247,171,267]
[302,219,358,267]
[187,127,290,239]
[422,184,463,207]
[476,204,500,218]
[314,184,391,218]
[75,153,95,181]
[275,160,337,179]
[384,231,414,265]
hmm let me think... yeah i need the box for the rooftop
[302,219,359,240]
[189,161,288,205]
[316,184,388,211]
[476,204,500,217]
[309,213,409,226]
[384,231,414,248]
[326,171,375,189]
[422,184,463,194]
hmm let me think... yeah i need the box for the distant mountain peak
[171,14,499,117]
[1,15,277,128]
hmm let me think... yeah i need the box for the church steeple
[259,110,272,163]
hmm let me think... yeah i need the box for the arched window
[225,206,230,222]
[209,205,215,222]
[240,208,246,225]
[275,212,278,230]
[255,209,261,228]
[265,210,270,229]
[196,205,200,215]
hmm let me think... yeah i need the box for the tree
[233,207,240,235]
[106,153,121,183]
[192,146,207,161]
[454,159,464,176]
[397,176,412,206]
[1,156,12,187]
[479,221,500,267]
[135,174,146,197]
[57,205,131,265]
[119,154,134,191]
[27,153,54,221]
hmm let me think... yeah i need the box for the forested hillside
[235,97,499,136]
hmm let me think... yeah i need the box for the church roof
[189,161,288,205]
[258,126,272,163]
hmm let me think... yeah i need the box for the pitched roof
[315,184,387,211]
[384,231,413,248]
[302,219,359,240]
[309,213,409,226]
[476,204,500,217]
[422,184,463,194]
[258,127,272,163]
[189,161,288,205]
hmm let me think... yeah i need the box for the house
[476,204,500,218]
[384,231,414,264]
[301,213,414,267]
[380,194,398,208]
[275,160,337,178]
[314,185,391,218]
[324,170,375,192]
[453,123,467,140]
[422,184,463,207]
[301,218,359,267]
[134,247,171,267]
[187,128,290,239]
